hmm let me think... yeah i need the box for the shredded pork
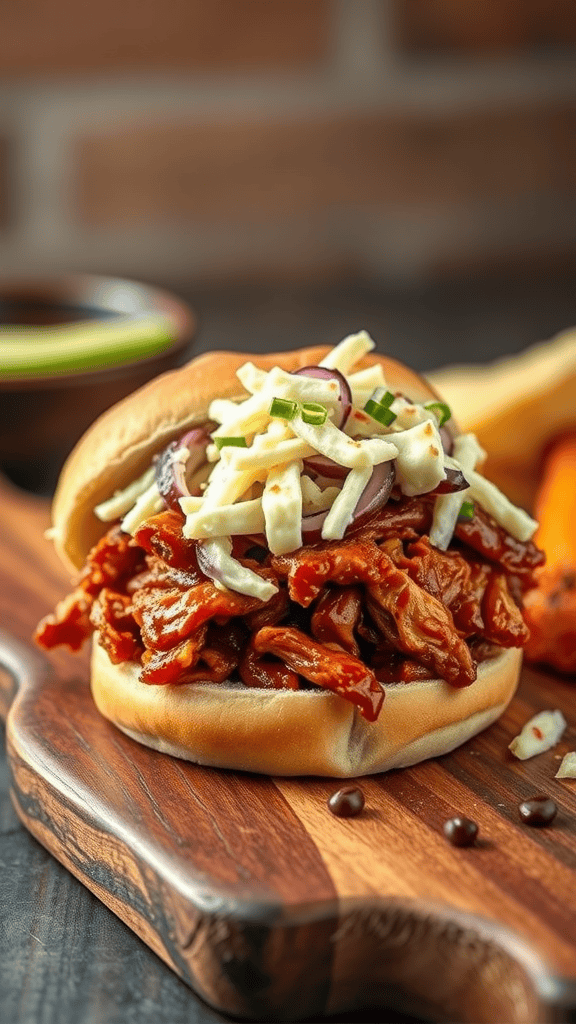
[35,499,544,719]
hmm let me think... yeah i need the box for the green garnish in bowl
[0,315,173,378]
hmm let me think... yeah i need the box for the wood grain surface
[2,473,576,1023]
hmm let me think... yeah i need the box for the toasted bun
[51,345,439,571]
[91,638,522,777]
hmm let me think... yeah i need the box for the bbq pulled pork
[35,499,544,722]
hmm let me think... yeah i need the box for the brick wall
[0,0,330,73]
[1,0,576,286]
[395,1,576,53]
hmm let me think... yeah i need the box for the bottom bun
[91,637,522,777]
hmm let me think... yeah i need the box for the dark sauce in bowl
[0,298,118,327]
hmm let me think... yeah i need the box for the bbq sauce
[518,795,557,827]
[328,786,365,818]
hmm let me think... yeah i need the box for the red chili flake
[532,726,544,740]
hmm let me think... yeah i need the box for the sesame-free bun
[91,638,522,777]
[51,346,439,572]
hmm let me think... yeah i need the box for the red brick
[394,0,576,53]
[0,0,330,75]
[76,105,576,227]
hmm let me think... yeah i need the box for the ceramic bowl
[0,274,196,494]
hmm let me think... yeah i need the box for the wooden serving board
[2,475,576,1023]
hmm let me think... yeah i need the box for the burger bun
[91,638,522,777]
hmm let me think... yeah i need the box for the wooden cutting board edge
[2,629,576,1024]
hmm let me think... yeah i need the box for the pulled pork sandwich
[35,333,544,776]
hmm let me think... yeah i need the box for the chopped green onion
[213,436,248,450]
[363,398,397,427]
[269,396,297,420]
[458,500,475,521]
[424,401,452,427]
[301,402,328,425]
[370,388,396,409]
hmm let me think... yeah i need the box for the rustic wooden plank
[3,644,338,1018]
[276,706,576,978]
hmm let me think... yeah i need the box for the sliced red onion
[196,538,225,582]
[353,460,395,519]
[155,428,211,511]
[303,453,349,479]
[432,466,469,495]
[293,366,352,429]
[301,507,330,544]
[302,460,395,543]
[439,425,454,456]
[197,537,278,601]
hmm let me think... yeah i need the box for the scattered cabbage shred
[508,710,567,760]
[94,331,538,601]
[556,752,576,779]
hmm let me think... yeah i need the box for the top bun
[51,346,439,572]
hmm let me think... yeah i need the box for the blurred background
[1,0,576,487]
[1,9,576,1024]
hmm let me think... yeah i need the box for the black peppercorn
[518,795,557,827]
[328,786,365,818]
[443,816,478,847]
